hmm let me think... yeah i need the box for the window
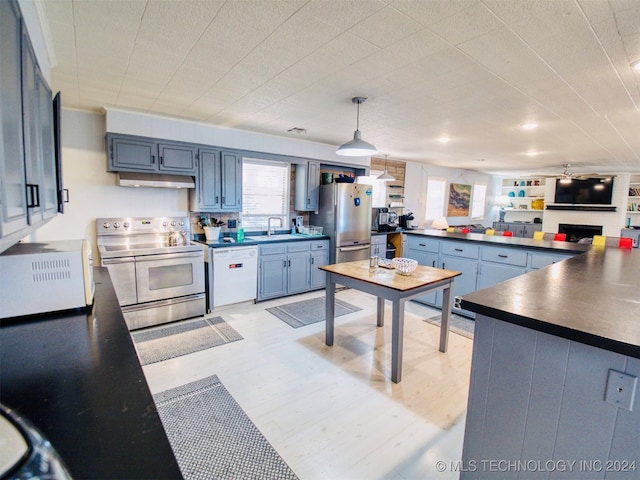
[425,177,447,220]
[471,184,487,219]
[242,159,290,231]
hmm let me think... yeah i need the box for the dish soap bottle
[237,224,244,242]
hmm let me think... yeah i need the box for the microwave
[0,239,94,320]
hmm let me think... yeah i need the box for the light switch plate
[296,216,303,227]
[605,369,637,411]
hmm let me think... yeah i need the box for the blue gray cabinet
[293,160,320,212]
[107,133,198,175]
[258,239,329,300]
[1,0,29,239]
[440,242,479,317]
[478,246,528,290]
[294,161,320,211]
[405,236,441,307]
[0,0,59,253]
[492,221,541,238]
[310,240,329,289]
[370,234,387,258]
[190,149,242,212]
[527,251,573,271]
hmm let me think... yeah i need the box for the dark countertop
[461,247,640,358]
[192,232,330,248]
[405,228,591,254]
[0,268,181,479]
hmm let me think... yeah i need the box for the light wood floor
[142,288,474,479]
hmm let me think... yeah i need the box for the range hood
[116,172,195,189]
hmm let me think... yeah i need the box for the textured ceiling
[43,0,640,176]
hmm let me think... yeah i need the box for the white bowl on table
[392,258,418,276]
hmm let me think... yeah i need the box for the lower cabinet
[492,221,542,238]
[257,239,329,301]
[404,235,577,319]
[310,241,329,289]
[477,246,528,290]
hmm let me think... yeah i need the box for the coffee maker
[372,207,396,232]
[399,212,414,229]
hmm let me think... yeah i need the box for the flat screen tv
[554,177,614,205]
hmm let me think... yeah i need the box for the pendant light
[336,97,377,156]
[377,154,394,181]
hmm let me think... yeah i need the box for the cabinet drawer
[529,252,572,269]
[405,236,439,253]
[310,240,328,251]
[259,244,287,256]
[441,241,479,259]
[371,234,387,246]
[481,246,528,266]
[287,242,310,253]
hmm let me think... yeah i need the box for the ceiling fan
[554,164,612,184]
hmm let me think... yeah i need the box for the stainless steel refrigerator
[310,183,372,263]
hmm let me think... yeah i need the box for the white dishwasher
[211,246,258,308]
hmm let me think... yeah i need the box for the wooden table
[319,260,461,383]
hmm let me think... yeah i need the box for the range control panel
[96,217,190,235]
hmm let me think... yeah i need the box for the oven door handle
[102,257,135,264]
[134,251,203,262]
[338,245,370,252]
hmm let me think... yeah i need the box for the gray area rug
[131,316,243,365]
[154,375,298,480]
[266,296,361,328]
[424,313,475,339]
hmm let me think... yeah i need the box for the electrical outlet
[604,369,637,411]
[227,219,237,229]
[296,216,303,227]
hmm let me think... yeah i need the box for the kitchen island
[458,247,640,478]
[0,268,181,479]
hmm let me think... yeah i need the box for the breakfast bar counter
[320,259,461,383]
[0,268,181,479]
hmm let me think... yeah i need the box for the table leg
[376,296,385,327]
[325,275,336,346]
[391,297,406,383]
[439,280,452,353]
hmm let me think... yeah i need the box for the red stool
[619,237,633,249]
[460,228,470,234]
[502,231,513,237]
[553,233,566,241]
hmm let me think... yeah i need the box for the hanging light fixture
[377,154,394,181]
[336,97,377,156]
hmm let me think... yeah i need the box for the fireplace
[558,224,603,243]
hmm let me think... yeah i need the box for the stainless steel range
[97,217,205,330]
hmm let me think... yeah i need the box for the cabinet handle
[442,263,445,269]
[288,260,291,267]
[284,260,287,268]
[498,254,508,258]
[159,156,163,165]
[152,155,155,164]
[311,258,314,264]
[455,248,463,252]
[26,184,40,208]
[419,243,426,247]
[63,188,70,203]
[432,260,435,267]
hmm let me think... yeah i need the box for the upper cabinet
[106,133,198,175]
[294,161,320,211]
[0,0,59,253]
[189,149,242,212]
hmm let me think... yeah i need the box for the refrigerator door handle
[339,245,370,251]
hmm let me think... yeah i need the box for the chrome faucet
[267,217,280,236]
